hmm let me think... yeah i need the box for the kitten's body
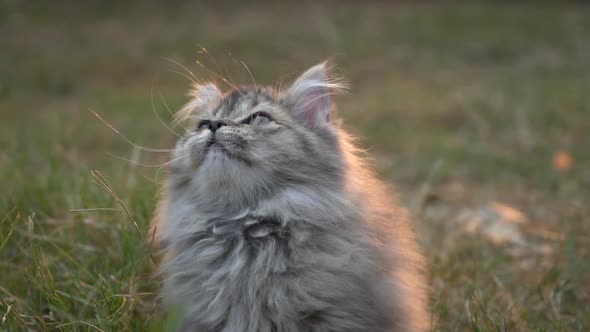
[152,64,428,331]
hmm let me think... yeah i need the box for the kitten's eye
[248,113,271,126]
[197,120,211,131]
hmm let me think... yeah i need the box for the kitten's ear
[175,83,222,123]
[283,62,345,128]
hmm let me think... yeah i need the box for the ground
[0,2,589,331]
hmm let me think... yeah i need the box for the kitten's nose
[210,121,227,133]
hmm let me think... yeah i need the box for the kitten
[151,63,428,331]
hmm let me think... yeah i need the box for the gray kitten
[151,63,428,331]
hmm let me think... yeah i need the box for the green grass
[1,2,589,331]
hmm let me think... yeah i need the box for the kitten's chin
[196,151,251,181]
[202,149,238,166]
[189,161,269,211]
[200,146,251,167]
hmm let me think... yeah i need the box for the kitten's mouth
[206,137,224,150]
[204,139,250,165]
[206,140,221,148]
[206,140,230,156]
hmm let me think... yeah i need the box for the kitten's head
[169,63,347,208]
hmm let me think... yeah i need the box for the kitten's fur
[152,63,428,331]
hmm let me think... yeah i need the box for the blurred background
[1,1,589,331]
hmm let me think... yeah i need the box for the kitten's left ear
[282,62,346,128]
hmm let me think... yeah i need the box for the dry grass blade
[0,207,17,255]
[90,170,156,269]
[1,302,10,325]
[69,208,122,212]
[0,287,31,330]
[0,206,16,226]
[0,297,27,327]
[56,321,106,332]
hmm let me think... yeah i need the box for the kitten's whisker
[107,153,173,168]
[275,79,286,96]
[169,70,200,86]
[194,60,240,92]
[198,46,220,69]
[222,51,244,94]
[90,110,174,153]
[155,154,188,184]
[151,81,183,138]
[240,60,257,89]
[164,58,202,84]
[197,47,241,92]
[157,87,190,132]
[226,50,239,65]
[140,172,158,185]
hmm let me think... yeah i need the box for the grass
[1,2,589,331]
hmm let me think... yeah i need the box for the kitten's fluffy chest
[158,188,403,331]
[187,212,292,268]
[161,209,294,328]
[165,207,292,268]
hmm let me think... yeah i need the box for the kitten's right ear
[282,62,346,129]
[175,83,222,123]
